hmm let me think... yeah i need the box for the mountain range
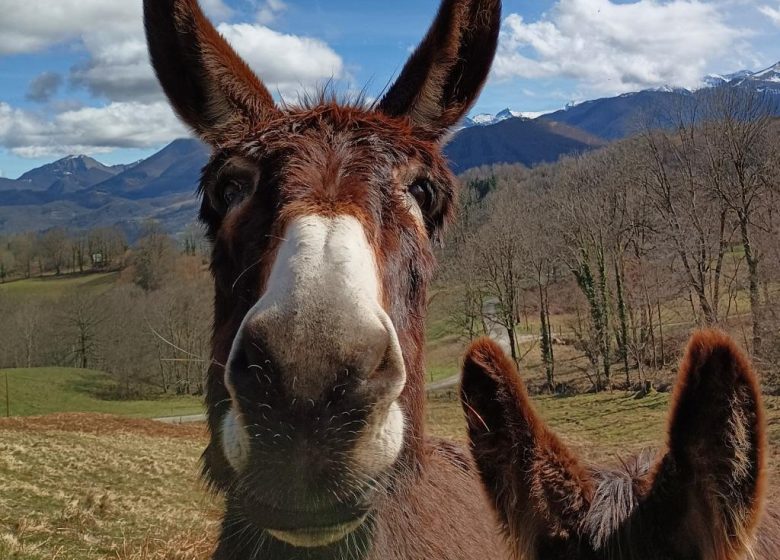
[0,139,209,238]
[1,62,778,237]
[461,108,551,128]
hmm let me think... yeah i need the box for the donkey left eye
[222,180,246,207]
[408,179,435,212]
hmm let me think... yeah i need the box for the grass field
[0,272,119,298]
[0,415,218,560]
[0,368,204,419]
[2,392,778,560]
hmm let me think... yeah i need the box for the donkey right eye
[222,179,246,207]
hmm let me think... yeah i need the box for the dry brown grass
[0,414,219,560]
[0,414,207,439]
[3,394,779,559]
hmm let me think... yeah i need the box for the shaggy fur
[461,330,780,559]
[144,1,510,559]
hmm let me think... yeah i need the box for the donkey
[144,0,510,558]
[461,330,780,559]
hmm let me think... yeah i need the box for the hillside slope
[0,367,203,418]
[445,117,605,173]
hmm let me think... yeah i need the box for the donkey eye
[222,179,246,207]
[408,179,434,212]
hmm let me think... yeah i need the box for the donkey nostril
[359,318,405,402]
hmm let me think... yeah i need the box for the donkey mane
[582,451,654,550]
[582,450,780,559]
[282,86,378,113]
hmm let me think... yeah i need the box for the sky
[0,0,779,178]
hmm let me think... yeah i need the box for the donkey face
[144,0,500,550]
[461,330,768,560]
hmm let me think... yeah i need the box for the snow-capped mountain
[461,108,552,129]
[541,61,780,140]
[751,62,780,82]
[495,108,525,121]
[703,70,754,88]
[703,62,780,93]
[736,62,780,92]
[10,155,123,193]
[471,112,501,126]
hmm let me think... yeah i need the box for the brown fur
[144,1,509,559]
[462,330,780,559]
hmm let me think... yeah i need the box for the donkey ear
[640,330,767,558]
[461,338,593,558]
[144,0,279,143]
[378,0,502,139]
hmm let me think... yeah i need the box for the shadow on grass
[64,370,167,402]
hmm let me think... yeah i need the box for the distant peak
[699,61,780,90]
[752,61,780,78]
[464,108,544,128]
[59,154,95,163]
[495,108,522,119]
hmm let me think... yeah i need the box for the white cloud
[71,31,161,102]
[0,102,188,158]
[2,0,345,104]
[256,0,288,25]
[760,3,780,26]
[0,0,232,54]
[217,23,345,98]
[0,0,138,55]
[495,0,744,94]
[0,0,347,157]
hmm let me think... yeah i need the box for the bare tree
[8,232,36,278]
[147,278,212,394]
[0,243,13,283]
[61,292,104,369]
[441,178,490,341]
[475,191,527,364]
[522,194,559,390]
[555,155,615,389]
[639,108,731,325]
[69,232,89,273]
[699,88,779,352]
[132,221,176,292]
[38,228,69,276]
[88,226,128,269]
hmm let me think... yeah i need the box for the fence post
[4,372,9,417]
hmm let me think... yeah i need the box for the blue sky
[0,0,779,178]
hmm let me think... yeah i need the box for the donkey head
[461,330,767,560]
[144,0,500,552]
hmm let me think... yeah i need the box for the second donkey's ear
[460,338,594,559]
[635,330,767,559]
[144,0,280,144]
[378,0,502,139]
